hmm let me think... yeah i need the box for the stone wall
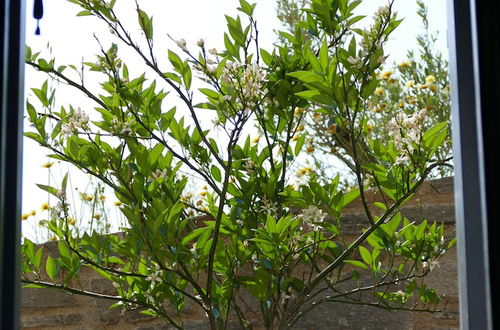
[21,177,459,330]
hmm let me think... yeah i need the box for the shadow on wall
[21,177,459,330]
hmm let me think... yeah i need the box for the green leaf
[22,284,47,289]
[238,0,256,16]
[294,133,306,156]
[137,8,153,39]
[61,172,69,192]
[34,247,44,269]
[45,255,59,280]
[36,184,59,197]
[168,50,183,72]
[181,227,211,245]
[260,49,273,66]
[340,188,359,208]
[344,260,368,270]
[182,64,192,89]
[199,88,220,100]
[57,241,71,260]
[140,309,157,316]
[359,246,372,266]
[211,165,222,182]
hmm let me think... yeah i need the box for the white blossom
[347,56,360,65]
[109,117,134,136]
[220,61,267,115]
[301,205,326,231]
[259,195,278,216]
[61,108,89,136]
[146,269,163,284]
[176,38,187,51]
[387,109,427,166]
[244,159,256,174]
[151,169,167,180]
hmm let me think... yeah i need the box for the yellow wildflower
[406,80,415,88]
[41,202,49,211]
[42,162,54,168]
[381,70,393,80]
[252,136,260,144]
[297,124,305,132]
[294,107,306,116]
[306,145,315,153]
[374,87,384,96]
[21,213,30,220]
[327,125,336,134]
[196,200,203,206]
[199,191,208,197]
[68,217,77,226]
[297,167,313,177]
[425,75,436,84]
[291,135,299,142]
[419,84,428,90]
[50,236,57,241]
[312,112,321,122]
[93,214,101,220]
[398,61,410,69]
[114,201,123,206]
[30,210,36,216]
[99,195,106,201]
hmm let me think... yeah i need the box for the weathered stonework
[21,177,459,329]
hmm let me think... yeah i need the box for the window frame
[2,0,498,328]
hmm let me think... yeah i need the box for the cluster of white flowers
[357,6,391,61]
[375,5,390,18]
[387,108,427,165]
[109,117,133,136]
[347,56,363,69]
[300,205,325,231]
[220,61,267,115]
[259,195,278,217]
[243,159,256,174]
[151,168,167,181]
[143,264,164,304]
[61,108,89,136]
[50,201,67,219]
[422,260,440,272]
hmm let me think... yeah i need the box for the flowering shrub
[22,0,454,329]
[297,1,452,181]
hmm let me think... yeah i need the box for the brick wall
[21,177,459,330]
